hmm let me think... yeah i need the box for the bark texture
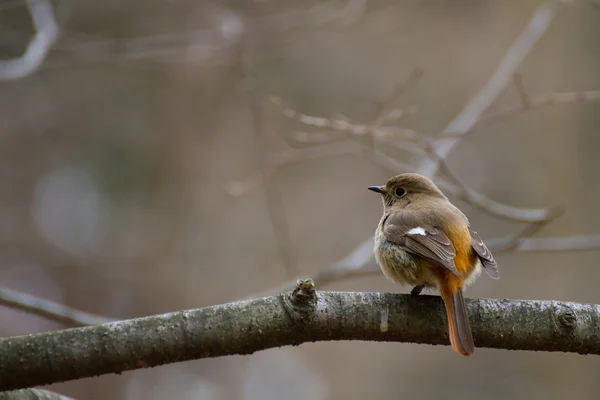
[1,285,599,391]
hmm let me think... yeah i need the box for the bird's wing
[469,228,499,279]
[382,211,461,278]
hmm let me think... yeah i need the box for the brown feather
[440,282,474,356]
[469,228,499,279]
[382,211,461,278]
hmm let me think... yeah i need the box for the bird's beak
[368,185,386,194]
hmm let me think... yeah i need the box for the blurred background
[1,0,600,399]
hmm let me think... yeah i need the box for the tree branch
[0,288,112,327]
[0,388,75,400]
[446,89,600,139]
[242,49,299,277]
[2,281,599,391]
[417,0,562,176]
[0,0,59,80]
[425,142,557,222]
[487,234,600,253]
[288,0,564,291]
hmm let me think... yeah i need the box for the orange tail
[440,283,474,356]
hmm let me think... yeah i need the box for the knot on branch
[556,304,577,330]
[283,278,317,316]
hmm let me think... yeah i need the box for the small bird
[368,173,499,356]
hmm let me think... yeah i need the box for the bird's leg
[411,285,424,296]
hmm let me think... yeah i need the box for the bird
[368,173,499,356]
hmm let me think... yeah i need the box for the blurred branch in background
[450,88,600,140]
[0,0,58,80]
[252,0,600,295]
[425,140,560,222]
[3,280,600,392]
[5,0,369,71]
[0,0,599,398]
[265,207,600,295]
[2,0,600,328]
[0,288,111,327]
[227,67,423,197]
[0,388,75,400]
[242,48,299,278]
[417,0,562,176]
[0,0,369,79]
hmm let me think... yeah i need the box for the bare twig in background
[490,235,600,253]
[240,43,299,277]
[226,75,422,198]
[264,233,600,294]
[376,0,566,264]
[489,205,565,251]
[270,95,420,142]
[419,0,562,176]
[4,233,598,332]
[4,285,600,391]
[446,89,600,139]
[1,0,596,331]
[0,288,112,327]
[258,74,571,225]
[364,68,423,156]
[425,142,556,222]
[0,0,59,80]
[30,0,368,71]
[257,0,571,294]
[369,148,421,180]
[0,388,76,400]
[513,73,532,109]
[255,238,378,297]
[434,179,551,222]
[368,68,423,131]
[228,86,600,198]
[226,141,365,197]
[0,0,369,76]
[264,203,564,295]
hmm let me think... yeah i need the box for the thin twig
[365,68,423,155]
[263,204,565,295]
[490,234,600,253]
[0,288,112,327]
[424,141,556,222]
[261,231,600,293]
[47,0,367,69]
[513,73,532,109]
[0,388,76,400]
[418,0,563,177]
[254,238,378,298]
[444,90,600,138]
[486,205,565,252]
[229,69,424,197]
[242,50,298,277]
[269,95,420,142]
[226,141,367,197]
[368,68,423,129]
[265,1,566,293]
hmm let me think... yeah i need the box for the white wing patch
[407,227,426,236]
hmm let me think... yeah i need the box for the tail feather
[440,286,474,356]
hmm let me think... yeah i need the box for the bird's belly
[374,235,436,287]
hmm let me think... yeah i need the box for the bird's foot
[410,285,424,296]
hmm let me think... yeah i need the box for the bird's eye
[395,187,406,197]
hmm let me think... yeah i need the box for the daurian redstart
[369,173,499,356]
